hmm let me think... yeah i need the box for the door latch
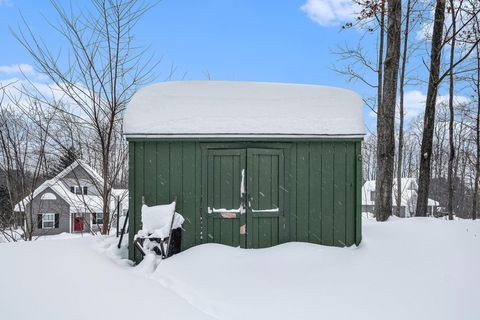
[240,224,246,235]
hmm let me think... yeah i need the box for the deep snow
[0,236,213,320]
[1,217,479,320]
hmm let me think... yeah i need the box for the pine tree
[0,184,12,228]
[50,146,81,177]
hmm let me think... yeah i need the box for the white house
[362,178,439,217]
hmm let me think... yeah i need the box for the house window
[370,191,376,202]
[70,186,88,195]
[42,213,55,229]
[93,212,104,225]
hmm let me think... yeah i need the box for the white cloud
[0,77,67,105]
[0,64,35,76]
[0,77,96,127]
[366,90,471,124]
[0,0,12,7]
[402,90,470,120]
[300,0,357,26]
[416,1,477,42]
[402,90,427,119]
[0,63,92,114]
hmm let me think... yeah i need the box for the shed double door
[204,148,287,248]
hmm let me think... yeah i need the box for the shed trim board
[124,134,365,139]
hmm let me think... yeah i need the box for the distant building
[14,160,128,236]
[362,178,439,217]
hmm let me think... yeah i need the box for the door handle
[247,195,253,209]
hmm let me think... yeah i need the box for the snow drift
[0,217,479,320]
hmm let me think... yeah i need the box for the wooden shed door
[203,147,286,248]
[246,148,286,248]
[205,149,246,247]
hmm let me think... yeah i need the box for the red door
[73,216,84,232]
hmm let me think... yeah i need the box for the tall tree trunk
[377,0,386,122]
[415,0,446,217]
[396,0,412,217]
[447,0,457,221]
[473,45,480,220]
[459,140,468,215]
[374,0,402,221]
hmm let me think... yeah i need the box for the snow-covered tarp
[138,202,184,239]
[123,81,365,137]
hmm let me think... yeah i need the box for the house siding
[25,187,71,236]
[63,165,102,196]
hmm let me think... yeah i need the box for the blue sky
[0,0,452,133]
[0,1,369,85]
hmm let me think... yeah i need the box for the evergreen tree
[0,184,12,228]
[50,146,81,177]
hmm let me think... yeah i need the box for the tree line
[335,0,480,220]
[0,0,156,240]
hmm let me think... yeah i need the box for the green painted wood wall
[128,139,362,262]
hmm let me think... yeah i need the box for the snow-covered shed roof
[123,81,365,138]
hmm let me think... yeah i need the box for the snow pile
[151,217,480,320]
[1,218,479,320]
[138,202,184,239]
[0,228,24,242]
[95,235,132,267]
[0,237,213,320]
[134,252,162,275]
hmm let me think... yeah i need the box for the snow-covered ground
[1,217,479,320]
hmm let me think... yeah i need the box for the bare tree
[332,0,389,115]
[363,134,378,181]
[446,0,461,220]
[377,0,386,117]
[14,0,157,234]
[374,0,402,221]
[396,0,413,216]
[416,0,480,216]
[416,0,447,216]
[471,8,480,220]
[0,88,54,240]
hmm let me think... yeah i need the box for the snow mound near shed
[151,217,480,320]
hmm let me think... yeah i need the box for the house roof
[14,160,125,213]
[123,81,365,138]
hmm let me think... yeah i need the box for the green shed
[123,81,364,262]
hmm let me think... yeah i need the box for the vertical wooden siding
[128,141,201,261]
[291,141,360,247]
[128,139,362,261]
